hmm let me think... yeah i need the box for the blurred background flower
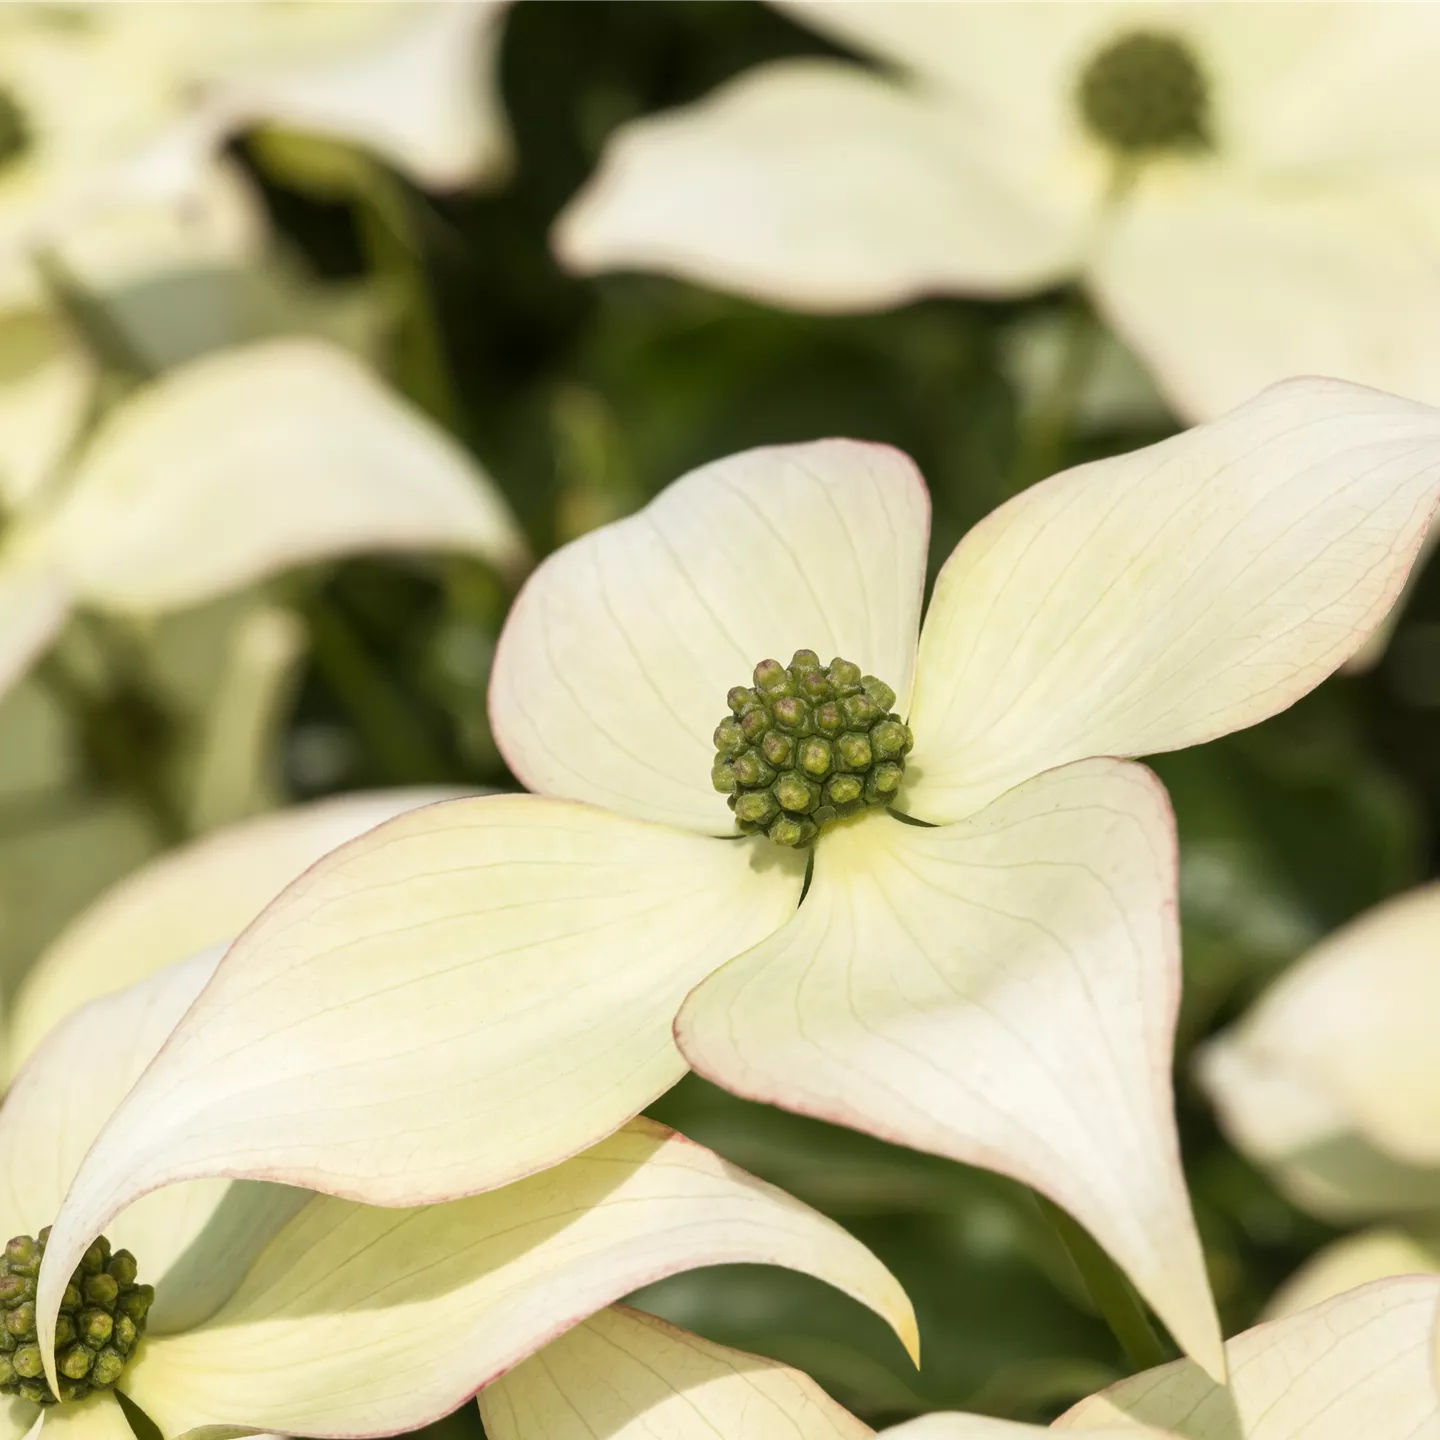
[5,2,1440,1436]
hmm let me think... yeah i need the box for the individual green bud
[59,1345,93,1381]
[89,1349,125,1389]
[0,1276,32,1306]
[827,658,862,693]
[798,668,832,701]
[739,706,769,741]
[825,774,865,807]
[798,736,834,778]
[814,700,844,736]
[17,1380,47,1405]
[0,1355,12,1387]
[112,1315,137,1353]
[78,1308,113,1347]
[727,685,756,714]
[711,758,736,793]
[731,750,775,787]
[117,1287,154,1325]
[836,732,873,772]
[4,1238,37,1277]
[753,658,791,694]
[79,1238,110,1276]
[867,762,904,802]
[861,675,896,712]
[871,718,910,760]
[773,772,820,815]
[60,1283,81,1312]
[84,1273,119,1306]
[713,717,746,757]
[789,648,822,673]
[733,791,780,826]
[53,1314,75,1348]
[842,692,879,728]
[771,695,812,734]
[11,1345,42,1379]
[5,1303,33,1337]
[761,730,794,767]
[767,815,807,847]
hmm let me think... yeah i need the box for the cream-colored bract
[1201,880,1440,1315]
[481,1304,875,1440]
[4,787,468,1076]
[37,379,1440,1388]
[1057,1276,1440,1437]
[0,957,913,1437]
[1204,882,1440,1179]
[1263,1227,1440,1323]
[0,336,527,702]
[484,1276,1440,1440]
[556,2,1440,425]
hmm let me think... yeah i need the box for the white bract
[1,955,914,1437]
[485,1276,1440,1440]
[0,334,527,705]
[158,0,513,193]
[558,2,1440,425]
[31,377,1440,1386]
[1201,881,1440,1316]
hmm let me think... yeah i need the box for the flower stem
[33,642,187,846]
[301,589,454,784]
[33,249,155,385]
[354,163,462,434]
[1035,1192,1171,1374]
[1009,293,1099,495]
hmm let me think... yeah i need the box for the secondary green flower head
[0,1228,151,1406]
[1077,30,1210,156]
[712,649,913,847]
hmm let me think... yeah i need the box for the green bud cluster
[0,1229,153,1406]
[712,649,914,847]
[0,91,29,172]
[1077,31,1210,156]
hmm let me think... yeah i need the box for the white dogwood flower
[1201,881,1440,1317]
[0,1,509,294]
[0,6,229,289]
[32,377,1440,1385]
[558,3,1440,425]
[0,335,527,705]
[123,0,513,194]
[1,954,913,1435]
